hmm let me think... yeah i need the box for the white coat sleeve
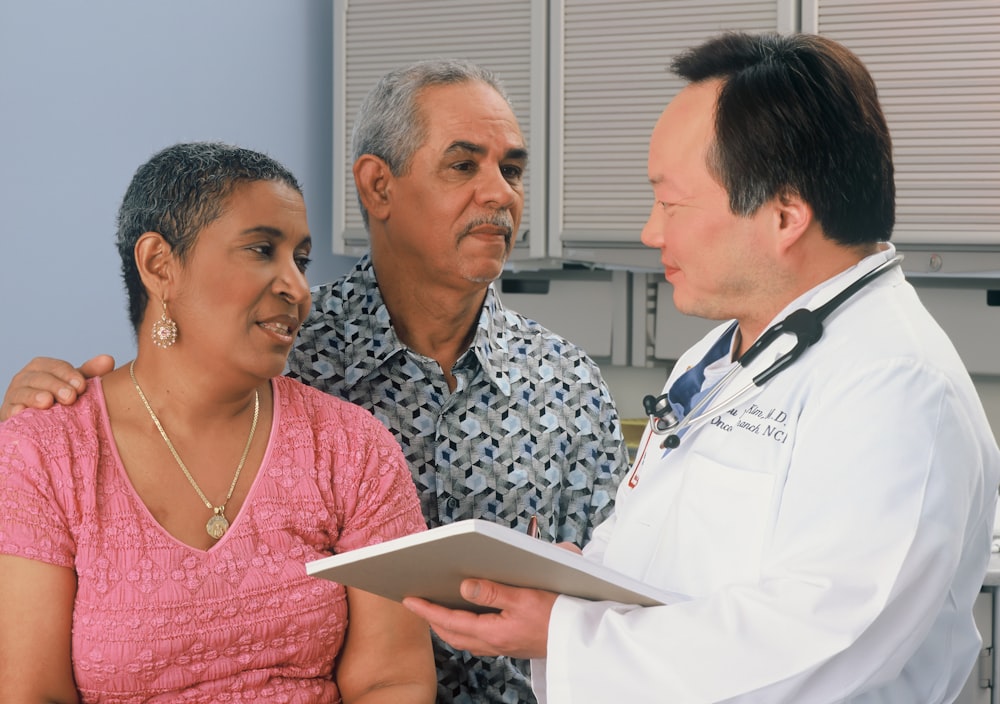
[539,359,995,703]
[529,500,619,702]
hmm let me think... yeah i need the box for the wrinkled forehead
[417,81,526,154]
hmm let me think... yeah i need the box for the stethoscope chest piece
[643,393,684,449]
[643,393,679,433]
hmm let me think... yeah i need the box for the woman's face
[166,179,311,384]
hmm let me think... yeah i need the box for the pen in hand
[528,514,583,555]
[527,514,540,540]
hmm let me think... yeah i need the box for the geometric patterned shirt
[287,254,629,704]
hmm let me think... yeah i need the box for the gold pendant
[206,512,229,539]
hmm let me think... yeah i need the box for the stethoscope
[642,254,904,450]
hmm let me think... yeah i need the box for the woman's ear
[134,232,176,302]
[353,154,393,222]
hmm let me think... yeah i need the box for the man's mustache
[460,213,515,243]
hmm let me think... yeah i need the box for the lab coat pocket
[666,457,775,595]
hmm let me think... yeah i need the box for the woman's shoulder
[0,382,105,509]
[1,379,104,445]
[273,375,380,428]
[270,376,407,488]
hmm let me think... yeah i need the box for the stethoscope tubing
[646,254,904,449]
[656,373,759,448]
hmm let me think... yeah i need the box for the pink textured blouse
[0,375,426,703]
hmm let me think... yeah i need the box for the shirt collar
[781,243,900,318]
[338,254,405,384]
[466,285,512,396]
[343,253,512,396]
[739,243,901,373]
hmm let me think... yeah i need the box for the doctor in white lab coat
[403,31,1000,703]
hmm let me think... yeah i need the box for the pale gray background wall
[0,1,354,386]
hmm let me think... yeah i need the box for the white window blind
[556,0,784,262]
[809,0,1000,248]
[335,0,541,256]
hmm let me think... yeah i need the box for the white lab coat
[533,246,1000,703]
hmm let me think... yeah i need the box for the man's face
[380,81,527,287]
[641,79,774,322]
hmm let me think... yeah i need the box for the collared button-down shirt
[287,254,628,704]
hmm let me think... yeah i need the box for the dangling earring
[151,300,178,348]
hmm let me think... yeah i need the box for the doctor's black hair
[115,142,302,335]
[671,32,895,245]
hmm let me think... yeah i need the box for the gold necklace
[129,360,259,540]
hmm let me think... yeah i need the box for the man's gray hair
[351,58,512,228]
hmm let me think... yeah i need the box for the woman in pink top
[0,143,436,703]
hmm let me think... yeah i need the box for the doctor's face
[641,80,774,322]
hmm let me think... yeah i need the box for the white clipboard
[306,519,685,613]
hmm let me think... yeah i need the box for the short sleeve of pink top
[0,375,426,704]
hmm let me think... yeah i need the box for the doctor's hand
[0,354,115,421]
[403,579,557,660]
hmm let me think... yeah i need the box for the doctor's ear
[773,190,813,249]
[134,232,177,297]
[353,154,392,221]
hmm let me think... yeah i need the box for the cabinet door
[552,0,792,269]
[955,588,994,704]
[805,0,1000,276]
[331,0,547,260]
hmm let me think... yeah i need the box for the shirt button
[446,497,459,509]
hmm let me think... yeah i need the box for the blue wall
[0,1,354,385]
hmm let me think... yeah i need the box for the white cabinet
[496,269,630,364]
[331,0,547,261]
[333,1,1000,274]
[551,0,790,269]
[910,285,1000,376]
[804,0,1000,276]
[957,587,995,704]
[330,0,791,268]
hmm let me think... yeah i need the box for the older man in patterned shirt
[287,60,628,703]
[0,59,629,704]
